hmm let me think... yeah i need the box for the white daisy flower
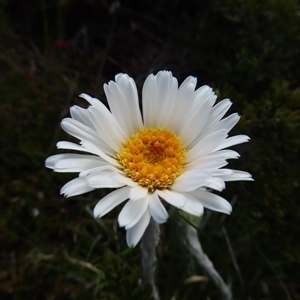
[46,71,253,247]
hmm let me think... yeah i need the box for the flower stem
[184,219,232,300]
[140,218,160,300]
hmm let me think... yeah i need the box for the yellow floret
[117,128,186,192]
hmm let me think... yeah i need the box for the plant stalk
[140,218,160,300]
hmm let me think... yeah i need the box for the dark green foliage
[1,0,299,299]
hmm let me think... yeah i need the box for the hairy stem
[140,218,160,300]
[184,220,232,300]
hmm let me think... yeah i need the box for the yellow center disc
[117,128,186,192]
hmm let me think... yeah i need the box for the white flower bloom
[46,71,253,247]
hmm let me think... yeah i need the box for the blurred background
[0,0,299,299]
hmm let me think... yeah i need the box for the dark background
[0,0,299,299]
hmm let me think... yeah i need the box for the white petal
[153,72,178,128]
[118,196,149,229]
[79,93,113,112]
[93,186,130,218]
[87,100,128,140]
[61,118,114,155]
[104,76,143,136]
[189,189,232,214]
[187,129,228,162]
[129,185,148,201]
[179,76,197,88]
[220,170,253,182]
[207,150,240,160]
[60,177,94,197]
[203,113,240,139]
[57,141,121,167]
[142,71,178,128]
[157,189,186,208]
[200,99,232,134]
[56,141,102,157]
[205,177,226,191]
[217,113,240,132]
[210,98,232,120]
[87,107,124,152]
[126,209,151,247]
[86,171,125,188]
[141,74,156,128]
[181,193,204,216]
[193,85,211,101]
[149,192,168,223]
[211,169,234,176]
[110,172,138,187]
[167,82,196,132]
[115,74,144,132]
[70,105,95,130]
[185,157,228,172]
[54,156,105,173]
[79,164,119,177]
[171,170,211,192]
[80,94,128,139]
[178,96,213,146]
[186,151,240,172]
[214,135,250,151]
[46,153,81,169]
[46,153,106,173]
[79,93,94,105]
[77,140,120,167]
[192,85,217,109]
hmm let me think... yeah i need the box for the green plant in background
[0,0,299,299]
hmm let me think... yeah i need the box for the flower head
[46,71,253,247]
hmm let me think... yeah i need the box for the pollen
[117,128,186,192]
